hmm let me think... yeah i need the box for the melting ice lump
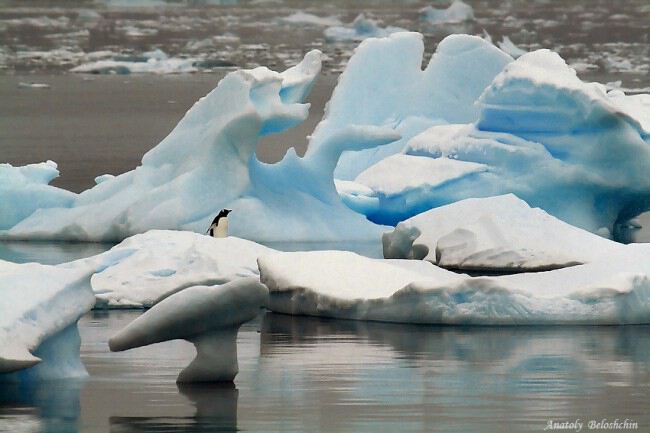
[383,194,623,272]
[0,250,132,381]
[2,49,394,242]
[420,0,474,24]
[109,278,268,382]
[92,230,275,308]
[258,248,650,325]
[324,14,406,42]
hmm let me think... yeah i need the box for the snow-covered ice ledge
[259,249,650,325]
[0,250,131,381]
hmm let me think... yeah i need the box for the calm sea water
[1,312,649,433]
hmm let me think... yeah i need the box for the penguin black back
[207,209,232,237]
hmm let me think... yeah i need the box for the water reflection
[2,313,649,432]
[0,241,112,265]
[252,314,650,432]
[0,379,83,433]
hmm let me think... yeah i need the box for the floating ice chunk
[420,0,474,24]
[497,36,527,58]
[70,49,199,74]
[0,250,132,380]
[92,230,274,308]
[258,248,650,325]
[109,278,268,382]
[280,12,341,27]
[18,82,50,89]
[383,194,623,272]
[324,14,406,42]
[94,174,115,185]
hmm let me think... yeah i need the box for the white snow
[92,230,274,308]
[259,247,650,325]
[109,277,268,382]
[420,1,474,24]
[383,194,623,271]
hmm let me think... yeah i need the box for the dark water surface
[1,312,649,433]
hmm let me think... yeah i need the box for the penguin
[207,209,232,238]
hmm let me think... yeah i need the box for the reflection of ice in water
[3,312,648,431]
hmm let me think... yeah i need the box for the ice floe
[92,230,274,308]
[420,0,474,24]
[280,12,341,27]
[382,194,622,272]
[70,49,199,75]
[259,248,650,325]
[324,14,406,42]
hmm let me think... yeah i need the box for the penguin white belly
[214,218,228,238]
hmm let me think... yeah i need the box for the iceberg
[4,32,649,242]
[383,194,622,272]
[0,251,130,380]
[345,48,650,236]
[92,230,274,308]
[312,33,512,180]
[2,49,390,242]
[324,14,406,42]
[258,248,650,325]
[420,0,474,24]
[109,278,268,382]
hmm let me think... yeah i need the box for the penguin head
[218,209,232,218]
